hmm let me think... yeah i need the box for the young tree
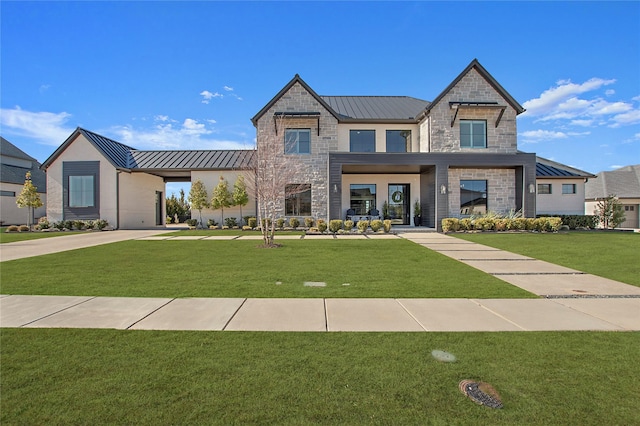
[211,176,232,224]
[188,179,209,227]
[166,189,191,223]
[232,175,249,225]
[247,115,309,247]
[16,171,43,230]
[594,194,626,229]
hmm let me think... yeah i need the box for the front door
[155,191,163,226]
[388,184,409,225]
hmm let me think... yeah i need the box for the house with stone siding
[43,59,581,230]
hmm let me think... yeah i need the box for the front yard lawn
[1,329,638,425]
[0,228,85,244]
[0,239,534,299]
[453,231,640,287]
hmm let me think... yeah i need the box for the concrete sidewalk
[0,229,174,262]
[1,294,638,331]
[1,230,638,332]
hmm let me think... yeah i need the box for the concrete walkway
[1,230,639,331]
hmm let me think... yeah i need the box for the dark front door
[155,191,163,226]
[388,184,410,225]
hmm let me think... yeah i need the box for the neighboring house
[45,59,588,230]
[585,165,640,229]
[535,156,595,216]
[0,137,47,225]
[41,128,255,229]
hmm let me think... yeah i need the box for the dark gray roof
[128,149,254,170]
[1,137,46,191]
[79,128,135,169]
[321,96,430,121]
[1,137,36,161]
[585,165,640,199]
[535,156,595,178]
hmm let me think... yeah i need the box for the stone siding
[255,82,338,220]
[427,68,518,153]
[448,168,516,217]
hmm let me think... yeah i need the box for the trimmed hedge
[442,217,563,233]
[537,214,598,229]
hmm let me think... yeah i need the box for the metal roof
[128,149,254,170]
[320,96,430,121]
[585,165,640,199]
[79,128,135,169]
[535,156,595,178]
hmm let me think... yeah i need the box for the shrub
[441,218,460,232]
[224,217,237,228]
[475,217,495,231]
[248,217,257,229]
[548,217,562,232]
[242,225,253,231]
[539,214,598,230]
[94,219,108,230]
[383,219,392,233]
[276,218,285,229]
[357,220,369,233]
[289,217,300,229]
[207,219,218,227]
[370,219,383,232]
[186,218,198,227]
[459,218,472,231]
[495,219,508,231]
[513,218,527,231]
[261,218,272,229]
[72,220,85,230]
[61,220,73,230]
[19,225,30,232]
[317,219,327,233]
[37,217,50,230]
[329,220,343,233]
[166,216,172,224]
[52,221,65,230]
[304,217,314,228]
[344,220,354,230]
[525,218,537,231]
[6,225,19,232]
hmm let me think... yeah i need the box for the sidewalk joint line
[126,298,176,330]
[395,299,428,331]
[18,295,97,327]
[221,298,248,330]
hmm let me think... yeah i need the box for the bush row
[441,216,563,233]
[537,214,598,229]
[5,218,110,232]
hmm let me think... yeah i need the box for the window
[460,120,487,148]
[0,190,16,197]
[285,184,311,215]
[350,184,376,215]
[460,180,487,215]
[562,184,577,194]
[625,205,635,211]
[350,130,375,152]
[537,184,552,194]
[386,130,411,152]
[69,175,95,207]
[284,129,310,154]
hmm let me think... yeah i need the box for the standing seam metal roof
[321,96,430,121]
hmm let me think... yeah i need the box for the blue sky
[2,1,639,196]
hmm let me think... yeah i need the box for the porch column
[435,163,449,232]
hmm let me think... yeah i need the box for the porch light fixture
[333,184,338,193]
[528,183,535,194]
[440,184,447,194]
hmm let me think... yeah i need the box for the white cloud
[570,119,593,127]
[605,89,615,96]
[200,90,223,104]
[111,117,251,151]
[609,109,640,127]
[154,115,169,122]
[610,165,623,169]
[519,129,569,142]
[223,86,234,92]
[0,106,74,146]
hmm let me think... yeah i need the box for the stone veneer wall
[255,82,338,220]
[428,68,518,153]
[447,168,516,218]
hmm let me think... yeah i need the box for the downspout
[116,171,120,230]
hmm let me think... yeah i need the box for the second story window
[460,120,487,148]
[285,129,311,154]
[386,130,411,152]
[350,130,375,152]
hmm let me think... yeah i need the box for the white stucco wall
[118,172,166,229]
[340,173,421,223]
[0,182,47,225]
[45,134,118,225]
[190,170,256,225]
[337,123,421,153]
[536,178,586,215]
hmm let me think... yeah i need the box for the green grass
[1,329,638,425]
[0,239,533,298]
[453,231,640,286]
[162,229,305,236]
[0,228,85,244]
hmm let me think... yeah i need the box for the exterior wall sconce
[440,184,447,194]
[333,184,338,193]
[528,184,535,194]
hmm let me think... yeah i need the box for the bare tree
[246,115,309,247]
